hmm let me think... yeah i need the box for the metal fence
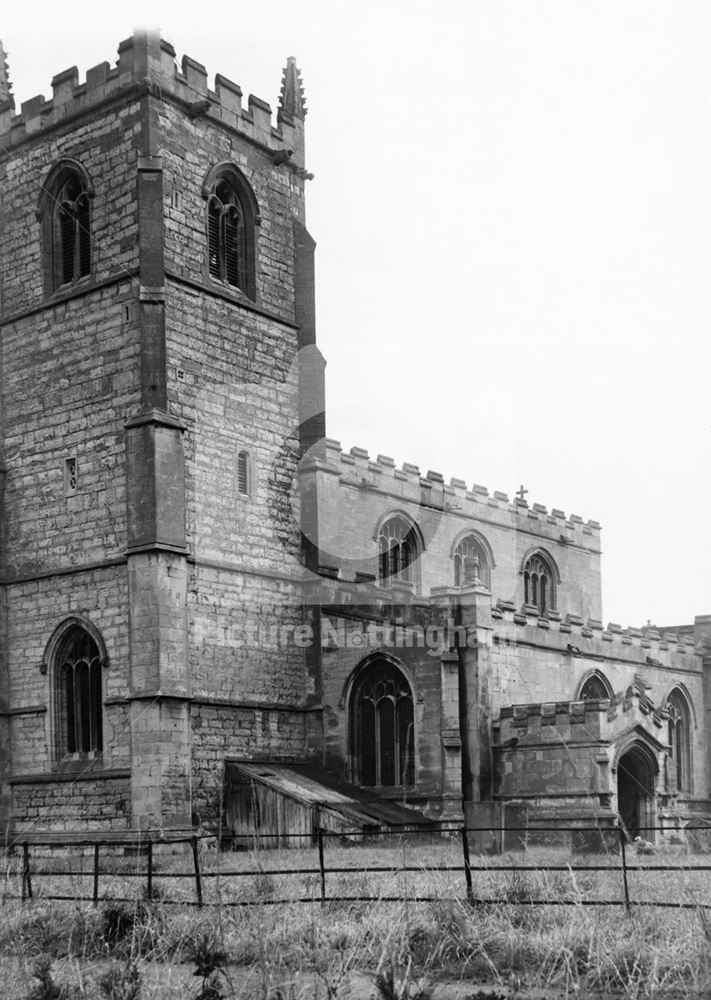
[5,824,711,913]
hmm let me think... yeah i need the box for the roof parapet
[491,601,704,659]
[0,29,306,168]
[322,439,602,537]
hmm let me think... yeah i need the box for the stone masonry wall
[190,703,310,825]
[160,101,304,320]
[489,611,707,801]
[1,284,138,576]
[315,441,603,622]
[0,77,142,829]
[318,607,455,817]
[156,64,314,821]
[12,775,130,832]
[0,97,141,318]
[6,565,131,777]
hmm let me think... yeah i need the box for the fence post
[618,826,631,914]
[461,826,473,903]
[93,842,100,907]
[21,841,32,901]
[146,840,153,901]
[191,836,203,907]
[317,828,326,906]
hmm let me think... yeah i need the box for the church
[0,30,708,847]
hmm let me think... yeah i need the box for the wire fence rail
[5,823,711,914]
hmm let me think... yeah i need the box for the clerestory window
[523,552,557,615]
[579,672,612,701]
[378,515,420,587]
[453,533,491,588]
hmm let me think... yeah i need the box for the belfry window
[55,626,103,760]
[453,534,490,588]
[523,553,556,615]
[378,515,419,586]
[667,689,692,793]
[204,164,258,299]
[352,660,414,787]
[39,161,93,292]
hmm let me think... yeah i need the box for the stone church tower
[2,31,709,847]
[0,31,325,834]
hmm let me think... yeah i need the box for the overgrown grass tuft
[4,842,711,998]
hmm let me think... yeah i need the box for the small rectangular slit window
[237,450,249,496]
[64,457,78,495]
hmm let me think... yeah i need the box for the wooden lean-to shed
[223,761,434,849]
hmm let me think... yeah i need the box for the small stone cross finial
[516,484,528,502]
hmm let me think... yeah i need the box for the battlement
[0,30,306,168]
[491,600,706,661]
[323,438,601,542]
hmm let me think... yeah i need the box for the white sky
[3,1,709,628]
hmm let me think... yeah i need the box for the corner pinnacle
[0,39,14,110]
[279,56,306,121]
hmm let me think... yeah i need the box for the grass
[2,838,711,998]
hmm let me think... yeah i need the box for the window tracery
[523,552,556,614]
[352,661,414,787]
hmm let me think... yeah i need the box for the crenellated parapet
[495,674,676,750]
[322,438,601,548]
[491,600,706,664]
[0,30,308,170]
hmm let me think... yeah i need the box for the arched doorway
[617,744,656,840]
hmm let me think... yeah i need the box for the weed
[24,957,67,1000]
[98,960,142,1000]
[500,870,535,903]
[101,902,137,947]
[187,930,231,1000]
[373,956,432,1000]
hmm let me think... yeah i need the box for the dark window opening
[378,516,419,586]
[237,450,250,495]
[523,553,556,615]
[206,172,255,296]
[55,627,103,759]
[667,690,692,793]
[580,674,610,701]
[352,661,414,787]
[55,174,91,287]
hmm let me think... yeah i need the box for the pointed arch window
[378,515,420,586]
[203,163,258,299]
[39,161,93,292]
[54,625,103,761]
[453,534,491,588]
[667,689,692,793]
[352,660,414,787]
[579,672,612,701]
[523,552,556,615]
